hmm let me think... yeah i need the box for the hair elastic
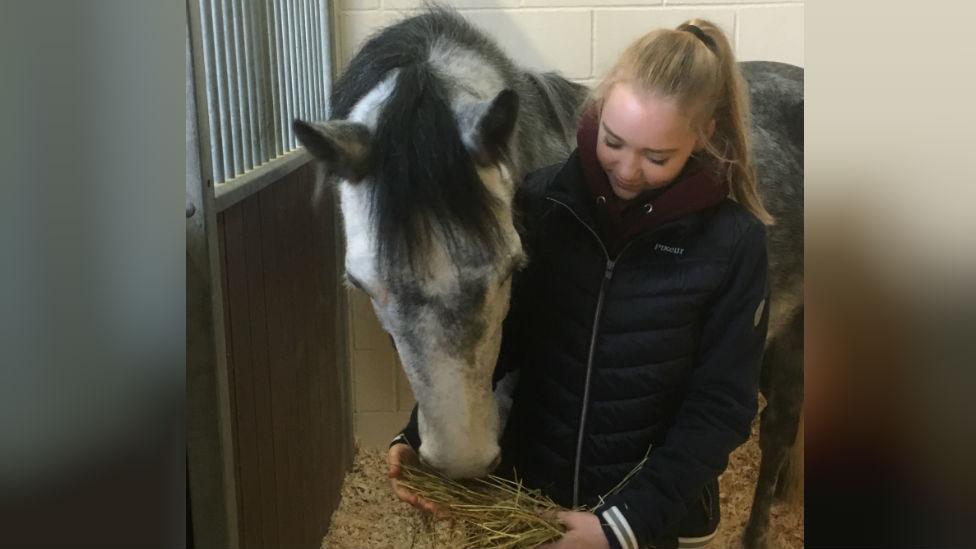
[680,23,718,54]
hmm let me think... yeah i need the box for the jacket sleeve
[596,221,771,549]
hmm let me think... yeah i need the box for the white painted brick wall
[338,0,803,449]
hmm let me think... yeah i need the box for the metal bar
[185,8,240,547]
[320,0,334,118]
[241,0,261,168]
[327,0,341,88]
[287,0,302,140]
[294,0,305,123]
[262,0,280,158]
[269,0,284,157]
[307,0,319,120]
[275,0,290,153]
[324,0,334,116]
[214,148,311,212]
[230,0,252,172]
[196,0,223,184]
[220,0,243,178]
[305,0,322,120]
[324,0,339,116]
[250,0,269,164]
[208,0,233,182]
[307,0,319,121]
[281,0,295,149]
[312,0,326,120]
[298,0,311,122]
[241,0,255,171]
[291,0,303,145]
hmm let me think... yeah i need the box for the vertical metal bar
[267,0,283,157]
[318,0,329,120]
[305,0,322,120]
[298,0,311,122]
[189,0,216,193]
[241,0,261,168]
[290,0,303,146]
[256,0,269,165]
[288,0,304,134]
[306,0,319,122]
[320,0,333,120]
[241,0,255,171]
[310,0,324,120]
[274,0,289,154]
[195,0,223,184]
[220,0,243,178]
[305,0,317,121]
[281,0,295,149]
[260,0,281,158]
[207,0,232,182]
[294,0,305,123]
[264,1,277,160]
[230,0,252,172]
[250,0,270,164]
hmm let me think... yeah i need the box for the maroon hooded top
[575,106,731,256]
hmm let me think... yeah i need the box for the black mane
[330,7,517,276]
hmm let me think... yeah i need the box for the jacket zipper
[547,197,646,507]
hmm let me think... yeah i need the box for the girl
[390,19,771,549]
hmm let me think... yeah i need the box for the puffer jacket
[495,148,770,549]
[399,148,770,549]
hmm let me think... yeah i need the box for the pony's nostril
[488,454,502,472]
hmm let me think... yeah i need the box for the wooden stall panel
[219,162,350,549]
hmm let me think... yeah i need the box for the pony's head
[294,62,525,478]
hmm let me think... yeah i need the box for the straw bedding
[322,407,803,549]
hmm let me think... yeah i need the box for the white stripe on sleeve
[601,505,638,549]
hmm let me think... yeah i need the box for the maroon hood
[576,106,730,252]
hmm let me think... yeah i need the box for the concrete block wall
[337,0,803,449]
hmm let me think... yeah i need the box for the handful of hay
[399,463,571,549]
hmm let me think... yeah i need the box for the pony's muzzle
[419,446,502,479]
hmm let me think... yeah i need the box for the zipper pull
[604,260,615,280]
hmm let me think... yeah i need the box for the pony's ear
[293,119,371,182]
[458,88,519,166]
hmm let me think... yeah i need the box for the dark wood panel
[221,204,262,549]
[218,162,350,549]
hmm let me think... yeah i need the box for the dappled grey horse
[294,8,587,479]
[294,8,802,549]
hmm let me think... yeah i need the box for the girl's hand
[537,511,610,549]
[387,443,448,519]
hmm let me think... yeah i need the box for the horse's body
[294,8,802,549]
[738,60,804,549]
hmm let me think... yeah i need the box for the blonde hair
[586,19,773,225]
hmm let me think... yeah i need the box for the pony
[295,8,803,549]
[293,8,588,479]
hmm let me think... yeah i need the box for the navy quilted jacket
[500,148,770,548]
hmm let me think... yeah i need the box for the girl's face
[596,82,707,200]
